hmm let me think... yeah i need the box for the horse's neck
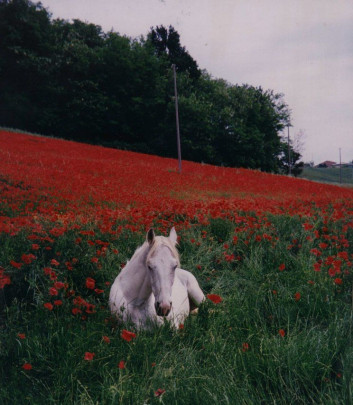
[122,242,152,304]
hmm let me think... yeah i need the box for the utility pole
[172,64,182,174]
[287,125,291,176]
[339,147,342,184]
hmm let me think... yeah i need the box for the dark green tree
[148,25,200,80]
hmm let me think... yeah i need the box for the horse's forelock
[147,236,180,267]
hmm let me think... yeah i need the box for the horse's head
[146,227,179,317]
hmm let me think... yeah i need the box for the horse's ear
[147,228,155,245]
[169,227,177,245]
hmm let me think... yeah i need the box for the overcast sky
[41,0,353,164]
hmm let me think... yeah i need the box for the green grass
[1,214,353,404]
[300,167,353,186]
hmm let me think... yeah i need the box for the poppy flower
[72,307,82,315]
[10,260,23,269]
[54,300,63,306]
[278,329,286,337]
[50,259,60,267]
[207,294,222,304]
[178,323,184,330]
[242,342,249,352]
[44,302,53,311]
[155,388,166,397]
[102,335,110,344]
[22,363,32,370]
[49,287,58,296]
[118,360,125,369]
[121,329,136,342]
[21,253,36,264]
[85,303,96,314]
[85,277,95,290]
[17,333,26,339]
[84,352,95,361]
[334,278,343,285]
[53,281,65,289]
[278,263,285,271]
[294,292,301,301]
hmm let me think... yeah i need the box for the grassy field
[1,130,353,404]
[300,166,353,186]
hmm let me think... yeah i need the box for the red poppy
[118,360,125,369]
[334,278,343,285]
[294,292,301,301]
[21,253,36,264]
[102,335,110,344]
[178,323,184,330]
[207,294,222,304]
[155,389,166,397]
[278,263,285,271]
[242,342,249,352]
[54,300,63,306]
[84,352,95,361]
[44,302,53,311]
[49,287,58,296]
[278,329,286,337]
[22,363,32,370]
[53,281,65,289]
[85,277,95,290]
[50,259,60,267]
[121,329,136,342]
[72,307,82,315]
[85,303,96,314]
[10,260,23,269]
[17,333,26,339]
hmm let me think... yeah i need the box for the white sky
[41,0,353,164]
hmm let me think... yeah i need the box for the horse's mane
[147,236,180,267]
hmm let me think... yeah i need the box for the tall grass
[1,212,352,404]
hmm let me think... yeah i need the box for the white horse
[109,227,205,329]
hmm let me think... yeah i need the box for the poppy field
[1,129,353,404]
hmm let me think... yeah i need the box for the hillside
[300,166,353,186]
[1,130,353,235]
[1,130,353,404]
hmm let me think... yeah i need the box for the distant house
[316,161,337,168]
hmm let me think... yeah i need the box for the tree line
[0,0,303,174]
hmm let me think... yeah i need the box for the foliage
[0,0,296,172]
[278,137,304,177]
[1,131,353,404]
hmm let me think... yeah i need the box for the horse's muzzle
[155,301,171,317]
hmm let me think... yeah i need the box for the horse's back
[175,268,205,307]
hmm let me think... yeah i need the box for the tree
[0,1,294,174]
[148,25,200,80]
[278,137,304,176]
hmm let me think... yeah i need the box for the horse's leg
[183,271,205,308]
